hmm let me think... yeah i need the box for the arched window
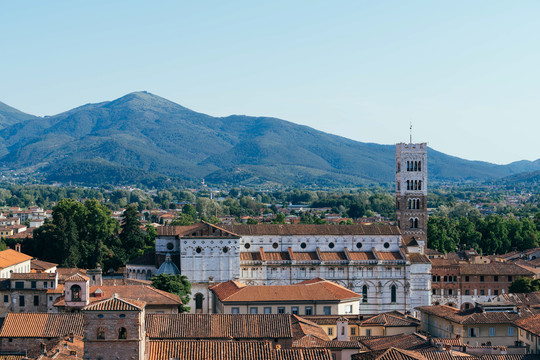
[406,180,410,190]
[97,327,105,340]
[70,285,81,302]
[391,285,397,303]
[118,327,127,339]
[414,218,419,228]
[410,218,414,228]
[418,162,421,171]
[418,180,422,190]
[195,293,204,313]
[408,199,411,209]
[362,285,368,303]
[414,161,418,171]
[414,180,418,190]
[407,161,410,171]
[443,276,448,282]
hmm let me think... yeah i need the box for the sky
[1,1,539,165]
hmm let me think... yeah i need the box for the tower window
[70,285,82,302]
[118,327,127,340]
[418,161,421,171]
[391,284,397,303]
[362,285,368,303]
[97,327,106,340]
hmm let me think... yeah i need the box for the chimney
[336,316,349,341]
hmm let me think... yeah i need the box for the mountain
[0,92,538,187]
[0,101,39,129]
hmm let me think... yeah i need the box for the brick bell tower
[395,130,427,244]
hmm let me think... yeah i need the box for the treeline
[428,214,540,254]
[14,200,154,271]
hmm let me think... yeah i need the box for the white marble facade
[141,224,431,317]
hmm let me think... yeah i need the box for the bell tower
[395,137,427,244]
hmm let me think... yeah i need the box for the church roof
[156,257,181,276]
[82,294,145,311]
[221,224,401,236]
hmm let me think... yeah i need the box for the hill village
[0,142,539,360]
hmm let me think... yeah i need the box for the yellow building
[304,311,420,339]
[417,304,537,350]
[515,313,540,354]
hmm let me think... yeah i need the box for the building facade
[127,222,431,317]
[395,142,428,244]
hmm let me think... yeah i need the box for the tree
[509,277,540,293]
[182,204,197,219]
[119,205,146,260]
[152,274,191,312]
[273,213,286,224]
[347,203,365,219]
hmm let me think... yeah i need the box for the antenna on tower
[409,122,413,144]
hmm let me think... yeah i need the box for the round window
[196,247,202,254]
[244,243,251,249]
[329,242,335,249]
[223,246,229,253]
[300,242,307,249]
[356,242,362,249]
[119,314,126,318]
[384,242,390,249]
[97,314,104,318]
[167,242,174,250]
[272,242,279,249]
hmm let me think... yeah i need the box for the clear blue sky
[1,1,539,164]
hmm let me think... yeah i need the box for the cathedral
[127,141,431,317]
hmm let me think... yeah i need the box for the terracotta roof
[375,251,403,261]
[65,272,89,282]
[359,333,432,352]
[319,251,347,261]
[221,224,401,236]
[147,340,332,360]
[157,222,239,237]
[83,295,145,311]
[406,253,431,264]
[291,315,330,342]
[353,348,427,360]
[416,305,540,325]
[30,259,58,272]
[493,292,540,307]
[56,268,87,282]
[348,251,376,260]
[293,335,366,350]
[145,314,293,339]
[10,272,57,280]
[0,249,32,269]
[210,278,361,302]
[514,313,540,336]
[358,312,420,327]
[431,338,464,346]
[425,249,444,256]
[0,313,84,338]
[291,251,318,261]
[54,285,182,308]
[459,263,534,276]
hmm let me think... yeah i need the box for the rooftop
[210,278,362,303]
[0,313,84,338]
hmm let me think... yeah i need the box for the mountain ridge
[0,91,538,187]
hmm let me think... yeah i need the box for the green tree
[119,205,146,260]
[273,213,286,224]
[509,277,540,293]
[152,274,192,312]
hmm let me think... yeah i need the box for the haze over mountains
[0,92,538,188]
